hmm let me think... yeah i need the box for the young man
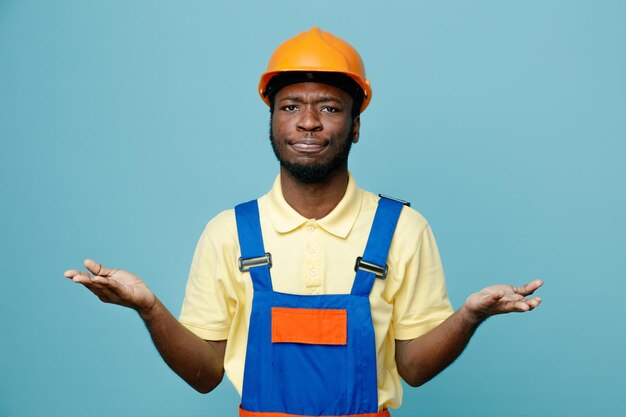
[65,27,542,416]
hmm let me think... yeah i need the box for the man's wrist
[137,295,160,321]
[458,303,486,328]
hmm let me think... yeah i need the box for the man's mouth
[289,139,328,153]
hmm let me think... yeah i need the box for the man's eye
[321,106,340,113]
[282,105,298,111]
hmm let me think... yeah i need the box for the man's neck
[279,167,349,220]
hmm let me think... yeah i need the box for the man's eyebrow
[278,95,344,104]
[278,95,304,103]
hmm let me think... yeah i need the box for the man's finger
[500,293,525,302]
[506,296,543,313]
[92,275,124,293]
[515,301,531,312]
[70,271,94,284]
[74,276,120,300]
[64,269,82,278]
[91,276,132,300]
[89,276,123,292]
[526,296,542,309]
[506,300,530,312]
[513,279,543,296]
[84,259,113,277]
[76,276,107,290]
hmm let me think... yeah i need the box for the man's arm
[395,280,543,387]
[64,259,226,393]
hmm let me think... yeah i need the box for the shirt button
[306,225,315,232]
[310,268,317,276]
[309,246,317,254]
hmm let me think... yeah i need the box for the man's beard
[269,126,353,184]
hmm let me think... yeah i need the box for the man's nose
[297,107,323,131]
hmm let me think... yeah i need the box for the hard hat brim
[259,70,372,113]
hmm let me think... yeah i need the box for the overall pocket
[270,307,349,415]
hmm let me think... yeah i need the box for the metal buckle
[238,253,272,272]
[354,256,388,279]
[378,194,411,207]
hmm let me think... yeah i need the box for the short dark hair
[267,71,363,120]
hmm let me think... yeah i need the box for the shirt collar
[266,173,363,239]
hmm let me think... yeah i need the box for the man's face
[270,82,360,184]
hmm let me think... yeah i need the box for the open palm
[64,259,156,314]
[464,279,543,321]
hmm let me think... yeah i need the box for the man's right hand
[64,259,157,317]
[64,258,225,393]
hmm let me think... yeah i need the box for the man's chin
[281,162,341,184]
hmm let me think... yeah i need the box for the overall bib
[235,197,405,417]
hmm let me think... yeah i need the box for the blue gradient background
[1,1,624,416]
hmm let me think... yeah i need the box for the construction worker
[64,27,543,416]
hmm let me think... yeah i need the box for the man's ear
[352,116,361,144]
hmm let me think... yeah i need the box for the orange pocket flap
[271,307,347,345]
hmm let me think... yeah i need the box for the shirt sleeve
[178,211,238,341]
[392,223,454,340]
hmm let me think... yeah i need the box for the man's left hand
[462,279,543,323]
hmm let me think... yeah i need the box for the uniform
[179,174,453,413]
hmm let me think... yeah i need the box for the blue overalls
[235,196,405,417]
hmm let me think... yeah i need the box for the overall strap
[351,197,405,296]
[235,200,273,292]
